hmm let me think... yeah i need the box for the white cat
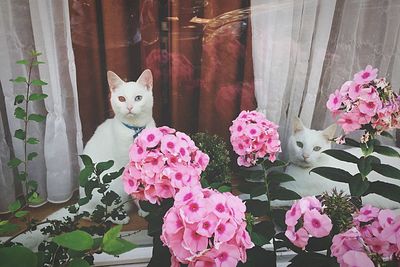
[272,117,400,210]
[14,70,155,250]
[79,69,155,223]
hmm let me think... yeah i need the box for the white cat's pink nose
[127,106,133,111]
[302,154,310,159]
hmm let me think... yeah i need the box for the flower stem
[262,162,276,253]
[22,56,34,204]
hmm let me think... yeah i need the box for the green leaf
[102,238,137,255]
[250,184,267,198]
[241,246,277,267]
[381,131,394,140]
[14,107,26,119]
[349,174,369,197]
[27,137,40,144]
[15,210,29,218]
[310,167,353,183]
[357,157,372,178]
[84,180,99,198]
[17,171,28,181]
[361,142,374,156]
[27,180,38,191]
[53,230,94,251]
[200,178,210,188]
[217,185,231,192]
[78,197,90,206]
[93,237,103,249]
[374,145,400,158]
[238,180,263,194]
[8,157,23,168]
[29,93,48,101]
[250,231,270,246]
[0,221,18,235]
[31,50,42,56]
[305,236,332,252]
[67,258,90,267]
[323,149,359,163]
[367,181,400,202]
[32,61,45,66]
[262,159,287,170]
[237,169,264,182]
[8,200,21,212]
[289,252,335,267]
[16,59,29,65]
[372,163,400,180]
[101,191,119,206]
[28,152,38,161]
[28,192,44,205]
[31,79,48,86]
[79,166,94,187]
[14,95,25,105]
[245,200,269,216]
[270,186,301,201]
[12,76,27,83]
[103,225,122,245]
[14,129,26,140]
[344,138,360,147]
[267,171,295,184]
[0,246,37,267]
[253,221,275,244]
[103,167,124,183]
[80,155,94,167]
[96,160,114,174]
[28,114,46,122]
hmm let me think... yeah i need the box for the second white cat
[273,117,400,210]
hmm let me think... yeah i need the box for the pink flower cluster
[327,65,400,136]
[123,126,209,204]
[331,205,400,266]
[285,196,333,249]
[230,110,281,167]
[161,187,254,267]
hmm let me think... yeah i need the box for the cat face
[288,117,336,168]
[107,70,153,124]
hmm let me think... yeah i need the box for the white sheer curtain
[251,0,400,158]
[0,0,83,212]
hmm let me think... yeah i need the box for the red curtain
[69,0,256,144]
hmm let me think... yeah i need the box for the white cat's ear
[293,117,304,133]
[107,71,125,91]
[322,124,337,140]
[137,69,153,91]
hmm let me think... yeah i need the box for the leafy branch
[1,50,47,240]
[311,134,400,201]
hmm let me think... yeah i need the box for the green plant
[0,156,137,267]
[311,135,400,202]
[237,159,301,266]
[321,189,357,235]
[191,132,231,189]
[0,52,137,267]
[1,50,47,238]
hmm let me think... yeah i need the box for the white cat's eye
[118,96,126,102]
[296,141,303,148]
[135,95,143,101]
[313,146,321,151]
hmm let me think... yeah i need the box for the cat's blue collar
[122,123,145,139]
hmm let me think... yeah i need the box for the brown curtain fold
[69,0,108,143]
[198,6,256,141]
